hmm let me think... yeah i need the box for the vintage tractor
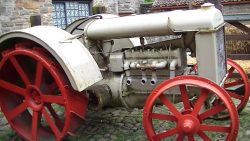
[0,3,249,141]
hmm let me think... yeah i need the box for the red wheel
[223,59,250,113]
[143,76,239,141]
[0,43,88,141]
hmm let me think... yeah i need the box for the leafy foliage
[144,0,154,3]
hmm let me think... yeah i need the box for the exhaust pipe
[88,85,111,110]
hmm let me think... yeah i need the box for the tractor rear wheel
[0,43,88,141]
[224,59,250,113]
[143,76,239,141]
[211,59,250,119]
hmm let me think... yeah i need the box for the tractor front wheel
[143,76,239,141]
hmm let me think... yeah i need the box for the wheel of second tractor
[0,43,88,141]
[143,76,239,141]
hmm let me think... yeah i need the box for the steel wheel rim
[143,76,239,141]
[0,46,88,140]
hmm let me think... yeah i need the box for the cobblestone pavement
[66,100,250,141]
[1,100,250,141]
[67,107,147,141]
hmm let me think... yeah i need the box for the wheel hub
[31,90,42,104]
[26,85,43,111]
[178,115,200,134]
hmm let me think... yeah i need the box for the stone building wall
[93,0,118,14]
[0,0,53,35]
[93,0,144,15]
[118,0,143,15]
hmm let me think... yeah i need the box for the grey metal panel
[224,14,250,21]
[227,54,250,60]
[195,28,227,84]
[109,52,124,72]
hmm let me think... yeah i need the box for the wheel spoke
[35,62,44,88]
[46,104,64,129]
[188,135,195,141]
[152,128,178,140]
[176,133,184,141]
[227,91,244,100]
[226,67,235,79]
[32,111,41,141]
[224,79,244,88]
[0,80,26,96]
[192,88,209,116]
[42,108,61,139]
[197,130,212,141]
[159,95,182,119]
[179,85,191,110]
[10,57,30,85]
[149,113,177,122]
[199,104,226,120]
[7,102,28,121]
[200,124,231,133]
[42,95,65,105]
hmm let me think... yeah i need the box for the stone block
[13,25,23,30]
[44,3,52,7]
[15,0,23,8]
[20,9,29,16]
[2,0,15,7]
[2,7,14,16]
[2,27,12,33]
[0,16,9,21]
[40,7,48,14]
[1,21,14,27]
[0,6,6,14]
[23,0,39,10]
[14,18,27,26]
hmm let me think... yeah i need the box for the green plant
[144,0,154,3]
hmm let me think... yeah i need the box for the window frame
[52,0,92,29]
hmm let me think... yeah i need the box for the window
[52,1,91,29]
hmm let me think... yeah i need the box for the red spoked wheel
[143,76,239,141]
[223,59,250,114]
[0,44,88,141]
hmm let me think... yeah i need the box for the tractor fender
[0,26,102,92]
